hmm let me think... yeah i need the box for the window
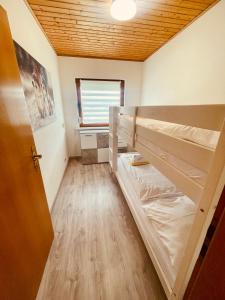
[76,78,124,127]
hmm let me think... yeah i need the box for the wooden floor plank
[37,159,166,300]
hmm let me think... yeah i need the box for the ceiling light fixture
[111,0,137,21]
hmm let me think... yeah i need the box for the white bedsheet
[119,153,197,275]
[142,196,196,273]
[120,153,182,202]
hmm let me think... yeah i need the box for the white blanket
[120,154,182,202]
[142,195,196,272]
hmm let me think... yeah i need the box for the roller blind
[79,79,122,125]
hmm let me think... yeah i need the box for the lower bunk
[115,153,198,299]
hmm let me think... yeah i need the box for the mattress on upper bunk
[135,117,219,149]
[118,153,197,279]
[120,115,219,149]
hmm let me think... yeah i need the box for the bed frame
[109,105,225,300]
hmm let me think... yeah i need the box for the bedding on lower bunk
[119,153,197,279]
[121,153,182,201]
[142,196,196,272]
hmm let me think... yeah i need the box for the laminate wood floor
[37,159,166,300]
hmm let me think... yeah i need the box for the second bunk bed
[109,105,225,300]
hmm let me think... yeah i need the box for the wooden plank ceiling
[28,0,218,61]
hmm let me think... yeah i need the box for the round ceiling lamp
[111,0,137,21]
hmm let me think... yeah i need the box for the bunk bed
[109,105,225,300]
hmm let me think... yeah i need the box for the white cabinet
[98,148,109,163]
[80,129,109,164]
[80,129,126,164]
[80,133,97,149]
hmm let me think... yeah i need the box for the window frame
[76,78,125,127]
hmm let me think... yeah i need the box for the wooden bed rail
[137,105,225,131]
[135,141,204,203]
[136,125,213,172]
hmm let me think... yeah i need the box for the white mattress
[120,115,219,149]
[136,117,219,150]
[142,196,196,273]
[118,153,197,282]
[120,153,182,202]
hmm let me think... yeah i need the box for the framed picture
[14,41,56,131]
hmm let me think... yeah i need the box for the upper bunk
[110,105,225,203]
[109,104,225,299]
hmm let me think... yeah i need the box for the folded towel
[131,161,150,166]
[129,153,149,166]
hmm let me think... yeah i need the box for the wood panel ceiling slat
[30,4,191,27]
[54,46,149,57]
[40,21,175,39]
[30,0,195,22]
[45,32,163,48]
[49,37,162,49]
[51,38,156,50]
[33,12,183,32]
[35,15,179,35]
[28,0,204,16]
[27,0,218,61]
[44,27,168,42]
[51,41,156,52]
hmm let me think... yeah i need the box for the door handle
[31,147,42,168]
[33,154,42,160]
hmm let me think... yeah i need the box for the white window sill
[78,127,109,134]
[78,126,108,131]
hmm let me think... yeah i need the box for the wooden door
[0,6,54,300]
[185,189,225,299]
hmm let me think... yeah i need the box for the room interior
[0,0,225,299]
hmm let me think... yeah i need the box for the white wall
[58,56,143,156]
[141,0,225,106]
[0,0,68,209]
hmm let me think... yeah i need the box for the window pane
[80,80,121,125]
